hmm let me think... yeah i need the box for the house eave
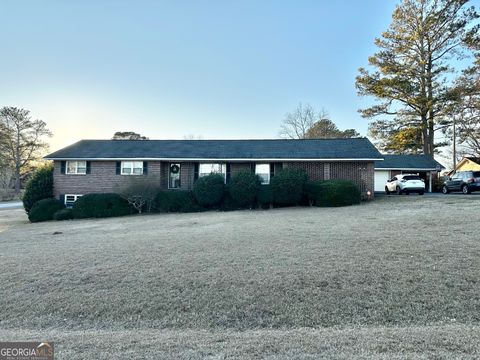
[45,157,384,162]
[375,167,440,171]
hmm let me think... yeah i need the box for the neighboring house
[374,154,444,193]
[452,157,480,173]
[44,138,383,205]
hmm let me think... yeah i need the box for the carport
[374,155,444,193]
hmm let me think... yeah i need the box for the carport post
[429,172,432,193]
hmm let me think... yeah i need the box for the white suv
[385,174,425,195]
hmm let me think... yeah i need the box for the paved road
[0,201,23,210]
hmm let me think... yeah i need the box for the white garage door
[374,170,390,192]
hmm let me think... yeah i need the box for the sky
[0,0,467,153]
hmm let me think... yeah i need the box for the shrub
[270,169,307,206]
[306,180,361,207]
[28,198,65,223]
[256,185,273,209]
[119,179,160,213]
[72,193,132,218]
[53,208,74,221]
[23,164,53,213]
[193,174,225,207]
[154,191,202,212]
[227,171,260,208]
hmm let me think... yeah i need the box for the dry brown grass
[1,195,479,358]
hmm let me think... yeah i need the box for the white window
[66,161,87,174]
[255,163,270,185]
[121,161,143,175]
[65,194,82,208]
[199,163,227,181]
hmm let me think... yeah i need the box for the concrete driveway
[0,201,23,210]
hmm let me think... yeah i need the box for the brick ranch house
[44,138,383,206]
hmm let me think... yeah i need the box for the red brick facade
[53,160,375,199]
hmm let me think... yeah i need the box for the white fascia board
[45,157,384,162]
[375,167,438,171]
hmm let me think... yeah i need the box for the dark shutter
[116,161,121,175]
[274,163,283,176]
[270,163,275,179]
[86,161,91,174]
[60,161,66,174]
[194,163,199,181]
[250,163,255,173]
[226,163,231,183]
[143,161,148,175]
[59,194,65,205]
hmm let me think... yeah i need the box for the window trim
[64,194,82,208]
[198,163,227,182]
[120,161,144,176]
[255,163,270,185]
[66,161,87,175]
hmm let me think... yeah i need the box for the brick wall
[54,160,375,199]
[53,161,162,197]
[283,161,375,198]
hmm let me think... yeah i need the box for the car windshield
[403,176,421,181]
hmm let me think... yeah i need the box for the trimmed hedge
[306,180,361,207]
[257,185,273,208]
[72,193,132,218]
[28,198,65,223]
[270,169,307,206]
[23,164,54,214]
[227,171,260,208]
[53,208,74,221]
[154,191,202,212]
[193,174,225,207]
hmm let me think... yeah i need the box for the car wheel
[462,184,470,194]
[396,186,402,195]
[385,186,390,195]
[442,186,449,194]
[419,191,424,195]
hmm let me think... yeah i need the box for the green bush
[306,180,361,207]
[256,185,273,208]
[227,171,260,208]
[154,191,202,212]
[23,164,54,213]
[193,174,225,207]
[28,198,65,223]
[270,169,307,206]
[53,208,74,221]
[72,193,132,218]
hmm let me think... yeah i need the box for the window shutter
[59,194,65,205]
[250,163,255,173]
[143,161,148,175]
[194,163,199,181]
[60,161,66,174]
[274,163,283,177]
[270,163,275,179]
[86,161,91,174]
[116,161,121,175]
[226,163,231,183]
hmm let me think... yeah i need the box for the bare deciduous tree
[0,107,52,194]
[279,103,329,139]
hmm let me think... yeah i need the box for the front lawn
[1,195,479,358]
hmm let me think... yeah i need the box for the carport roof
[375,154,444,171]
[45,138,383,161]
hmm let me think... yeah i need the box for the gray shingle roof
[375,154,444,170]
[45,138,383,161]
